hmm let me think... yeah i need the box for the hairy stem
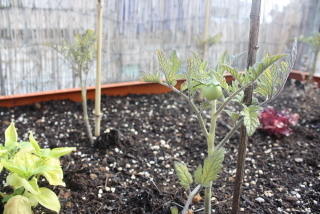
[204,100,217,214]
[81,83,94,145]
[163,83,209,138]
[215,117,244,151]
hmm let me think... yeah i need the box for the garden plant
[140,39,296,213]
[47,29,97,145]
[0,122,75,214]
[298,32,320,84]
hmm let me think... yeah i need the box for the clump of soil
[0,79,319,213]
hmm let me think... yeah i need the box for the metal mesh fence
[0,0,318,95]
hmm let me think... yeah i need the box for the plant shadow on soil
[0,79,319,214]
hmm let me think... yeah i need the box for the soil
[0,79,319,214]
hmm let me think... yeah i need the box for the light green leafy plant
[47,29,97,145]
[0,122,75,214]
[141,40,296,214]
[298,32,320,84]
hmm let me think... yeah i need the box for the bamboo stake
[95,0,103,137]
[202,0,210,60]
[231,1,261,213]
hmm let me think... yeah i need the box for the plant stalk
[231,1,261,213]
[94,0,103,137]
[81,83,94,145]
[182,185,202,214]
[307,49,319,84]
[204,100,217,214]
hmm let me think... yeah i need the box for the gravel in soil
[0,80,319,214]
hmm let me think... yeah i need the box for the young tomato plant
[141,40,296,214]
[47,30,97,145]
[0,122,75,214]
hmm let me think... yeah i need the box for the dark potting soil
[0,79,319,214]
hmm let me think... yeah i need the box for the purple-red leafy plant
[259,106,299,136]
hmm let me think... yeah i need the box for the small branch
[161,82,209,138]
[214,82,253,117]
[182,185,202,214]
[215,117,244,151]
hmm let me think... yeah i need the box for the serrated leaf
[200,102,212,110]
[194,149,224,186]
[174,162,193,190]
[210,69,229,90]
[201,149,224,184]
[241,105,262,136]
[191,51,207,73]
[194,164,203,184]
[249,54,286,82]
[255,40,297,104]
[220,64,244,85]
[140,71,162,83]
[169,50,182,74]
[224,110,241,121]
[156,49,182,86]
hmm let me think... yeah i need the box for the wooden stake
[231,1,261,213]
[95,0,103,137]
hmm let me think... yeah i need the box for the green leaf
[194,149,224,186]
[201,149,224,184]
[3,195,32,214]
[6,173,24,190]
[170,206,179,214]
[32,165,60,175]
[140,71,162,83]
[48,147,76,158]
[224,110,241,121]
[42,170,66,186]
[219,64,244,85]
[5,122,18,151]
[174,162,193,190]
[240,105,262,136]
[194,164,203,185]
[34,187,61,213]
[28,132,41,156]
[191,51,208,73]
[21,177,40,195]
[210,69,229,90]
[156,49,182,86]
[248,54,286,83]
[3,162,26,177]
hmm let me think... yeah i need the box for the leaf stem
[215,117,244,151]
[181,185,202,214]
[162,83,209,138]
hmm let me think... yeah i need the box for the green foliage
[194,148,224,187]
[298,33,320,52]
[194,33,223,52]
[170,206,179,214]
[140,41,296,213]
[298,33,320,83]
[47,29,97,145]
[174,162,193,190]
[0,122,75,214]
[47,29,96,77]
[240,105,262,136]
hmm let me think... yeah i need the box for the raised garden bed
[0,71,319,213]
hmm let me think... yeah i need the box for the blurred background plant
[298,31,320,84]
